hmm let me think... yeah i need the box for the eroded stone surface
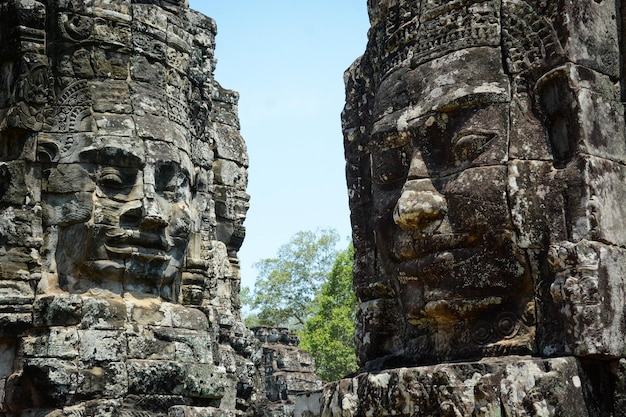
[297,0,626,415]
[296,356,621,417]
[251,327,323,417]
[0,1,261,415]
[344,0,626,369]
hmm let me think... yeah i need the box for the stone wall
[251,327,322,417]
[296,356,626,416]
[0,1,262,415]
[297,0,626,415]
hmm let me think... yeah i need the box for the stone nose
[393,179,447,233]
[141,183,168,228]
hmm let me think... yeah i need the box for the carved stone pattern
[302,0,626,415]
[0,1,265,416]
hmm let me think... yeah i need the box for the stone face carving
[342,0,626,368]
[295,2,626,414]
[54,138,194,300]
[0,1,259,415]
[292,0,626,415]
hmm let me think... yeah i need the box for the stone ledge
[295,356,621,417]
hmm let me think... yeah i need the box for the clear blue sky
[188,2,370,289]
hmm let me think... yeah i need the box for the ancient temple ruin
[0,0,263,415]
[0,1,323,415]
[297,0,626,415]
[6,0,626,416]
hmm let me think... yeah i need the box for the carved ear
[535,67,580,169]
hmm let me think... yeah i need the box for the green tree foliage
[244,229,358,381]
[300,244,358,381]
[246,229,340,327]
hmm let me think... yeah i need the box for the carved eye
[97,167,138,195]
[156,163,191,202]
[372,148,409,189]
[374,163,405,186]
[451,131,494,164]
[156,164,177,192]
[99,167,123,188]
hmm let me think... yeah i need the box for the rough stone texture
[344,0,626,369]
[251,327,323,417]
[0,1,264,415]
[296,356,623,417]
[296,0,626,416]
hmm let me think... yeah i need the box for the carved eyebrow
[368,130,411,152]
[79,146,144,168]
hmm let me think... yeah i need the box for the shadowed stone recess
[297,1,626,416]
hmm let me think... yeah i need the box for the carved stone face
[344,0,626,372]
[365,48,536,360]
[56,139,193,300]
[0,1,259,413]
[372,101,532,324]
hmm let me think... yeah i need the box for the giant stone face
[55,139,194,300]
[345,0,626,367]
[366,46,535,362]
[0,1,253,413]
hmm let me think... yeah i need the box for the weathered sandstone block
[0,1,260,415]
